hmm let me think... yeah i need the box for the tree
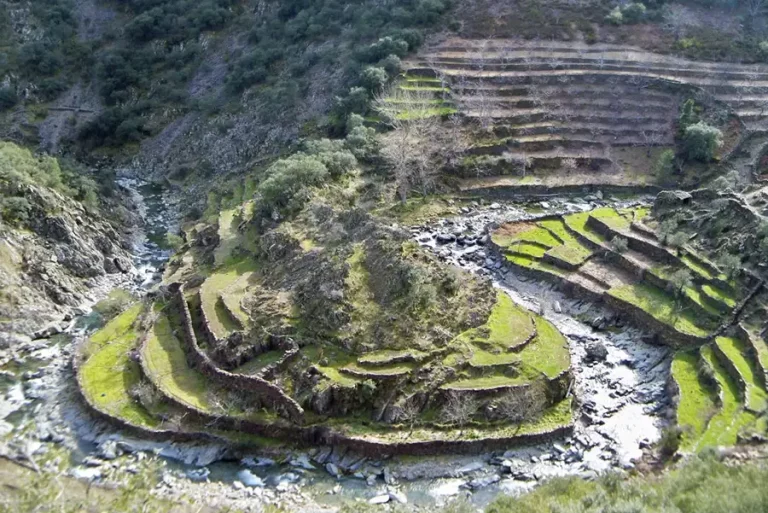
[258,155,329,215]
[374,86,442,202]
[360,66,389,93]
[655,149,679,185]
[679,99,699,132]
[440,391,478,427]
[494,382,546,424]
[668,269,693,298]
[682,122,723,162]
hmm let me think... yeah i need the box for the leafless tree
[441,391,478,427]
[375,86,442,202]
[493,382,546,424]
[748,0,767,18]
[392,395,422,433]
[562,158,578,173]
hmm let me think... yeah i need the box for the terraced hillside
[404,39,768,187]
[75,205,576,454]
[491,200,768,452]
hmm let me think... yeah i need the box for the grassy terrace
[141,311,219,413]
[213,209,238,266]
[233,350,285,375]
[671,351,717,452]
[715,336,768,412]
[329,397,573,442]
[698,346,756,449]
[199,260,257,339]
[452,292,536,351]
[444,292,570,389]
[79,303,160,429]
[608,283,712,338]
[563,211,609,245]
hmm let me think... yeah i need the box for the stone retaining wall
[169,283,305,424]
[460,183,662,200]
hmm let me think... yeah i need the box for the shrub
[610,236,628,253]
[622,2,647,23]
[679,99,699,131]
[0,86,17,111]
[606,6,624,25]
[0,197,32,226]
[667,268,692,297]
[258,155,329,215]
[303,139,358,177]
[380,54,402,75]
[655,149,678,185]
[360,66,389,93]
[682,122,722,162]
[719,253,741,278]
[165,233,185,251]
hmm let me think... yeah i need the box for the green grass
[746,329,768,381]
[698,345,756,449]
[701,284,737,308]
[343,361,416,377]
[79,303,159,428]
[82,303,144,358]
[213,208,238,267]
[199,260,257,339]
[539,219,576,243]
[681,253,715,281]
[504,253,566,277]
[607,283,712,338]
[715,336,768,412]
[358,349,428,365]
[480,455,768,513]
[469,349,521,368]
[684,286,723,318]
[141,312,218,413]
[590,207,631,231]
[403,75,442,83]
[441,373,530,390]
[233,350,285,375]
[399,85,450,92]
[453,291,536,351]
[563,211,608,245]
[545,241,593,267]
[671,351,717,452]
[395,106,457,119]
[505,241,548,258]
[519,316,572,379]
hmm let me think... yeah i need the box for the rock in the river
[326,462,342,478]
[237,469,265,487]
[585,342,609,363]
[369,494,390,504]
[389,488,408,504]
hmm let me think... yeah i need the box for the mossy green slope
[79,303,160,428]
[671,351,717,452]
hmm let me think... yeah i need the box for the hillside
[7,0,768,512]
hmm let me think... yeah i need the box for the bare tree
[375,86,441,202]
[562,157,578,173]
[748,0,767,18]
[441,391,478,427]
[494,382,546,424]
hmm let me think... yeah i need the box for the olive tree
[682,122,722,162]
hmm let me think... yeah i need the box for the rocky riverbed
[0,190,674,512]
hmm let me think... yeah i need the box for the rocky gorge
[1,186,678,512]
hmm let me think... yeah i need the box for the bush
[719,253,741,278]
[0,197,32,226]
[303,139,358,177]
[360,66,389,93]
[655,149,678,184]
[258,155,329,215]
[610,236,628,253]
[682,122,722,162]
[0,86,17,111]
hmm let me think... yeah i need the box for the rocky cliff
[0,142,136,343]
